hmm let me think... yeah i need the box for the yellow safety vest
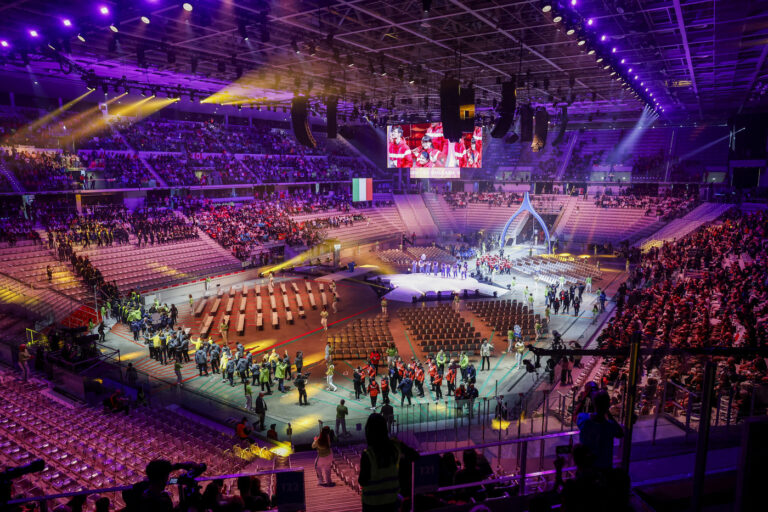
[361,445,401,506]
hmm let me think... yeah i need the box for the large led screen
[387,123,483,175]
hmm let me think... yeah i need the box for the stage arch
[499,192,551,251]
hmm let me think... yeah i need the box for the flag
[352,177,373,202]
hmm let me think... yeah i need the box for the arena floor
[99,251,628,445]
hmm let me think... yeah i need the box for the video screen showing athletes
[387,123,483,170]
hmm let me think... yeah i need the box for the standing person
[380,297,388,318]
[326,362,338,392]
[17,344,32,382]
[560,357,573,386]
[324,342,333,364]
[591,303,600,324]
[254,393,267,430]
[515,339,526,368]
[188,294,194,310]
[480,339,492,371]
[599,290,607,313]
[459,352,469,382]
[433,371,443,400]
[359,414,401,512]
[259,363,272,394]
[295,351,304,375]
[386,343,398,367]
[453,293,460,312]
[446,365,457,396]
[381,399,395,435]
[368,379,380,410]
[244,381,253,411]
[295,373,308,406]
[320,306,329,331]
[174,359,183,387]
[312,426,334,487]
[436,349,447,374]
[276,359,287,393]
[226,358,236,387]
[507,328,515,353]
[585,276,592,293]
[381,376,390,403]
[126,362,137,387]
[336,399,349,436]
[353,367,364,400]
[398,375,413,406]
[577,391,623,471]
[195,347,209,376]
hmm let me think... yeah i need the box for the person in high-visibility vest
[359,414,403,511]
[368,379,380,410]
[459,352,469,381]
[436,349,447,374]
[326,362,338,392]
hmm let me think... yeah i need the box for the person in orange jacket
[415,365,425,397]
[446,365,457,396]
[433,372,443,400]
[368,379,380,410]
[381,376,390,403]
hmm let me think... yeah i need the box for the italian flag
[352,177,373,202]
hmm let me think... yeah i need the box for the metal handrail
[410,429,581,510]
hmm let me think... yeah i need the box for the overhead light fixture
[620,59,625,64]
[634,75,638,79]
[141,16,151,24]
[77,33,86,42]
[611,47,617,53]
[99,6,109,15]
[62,19,72,27]
[346,56,354,67]
[422,0,432,12]
[29,29,39,38]
[542,3,552,13]
[182,3,193,12]
[587,18,594,26]
[601,35,607,41]
[628,68,632,72]
[587,48,595,55]
[0,40,8,48]
[566,28,575,36]
[603,64,610,69]
[577,39,586,46]
[553,15,563,23]
[596,57,603,63]
[380,65,387,76]
[109,24,118,33]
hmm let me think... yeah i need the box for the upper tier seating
[558,196,694,244]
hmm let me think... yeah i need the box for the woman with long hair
[312,425,334,486]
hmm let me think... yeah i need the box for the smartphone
[555,445,572,455]
[168,477,178,485]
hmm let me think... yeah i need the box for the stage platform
[315,264,380,283]
[380,273,509,302]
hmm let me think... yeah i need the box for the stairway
[422,192,461,234]
[393,194,439,238]
[0,160,25,192]
[112,125,167,187]
[635,203,734,251]
[289,451,362,512]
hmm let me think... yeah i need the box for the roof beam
[737,42,768,114]
[672,0,704,118]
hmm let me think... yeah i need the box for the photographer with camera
[123,460,207,512]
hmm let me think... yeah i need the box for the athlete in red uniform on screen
[412,135,441,167]
[388,126,412,168]
[424,122,448,166]
[463,131,483,168]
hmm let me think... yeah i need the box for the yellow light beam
[23,89,94,133]
[54,93,127,135]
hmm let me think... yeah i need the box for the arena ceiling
[0,0,767,125]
